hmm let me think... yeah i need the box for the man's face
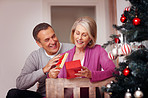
[36,27,60,55]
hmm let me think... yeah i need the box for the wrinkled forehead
[37,27,55,38]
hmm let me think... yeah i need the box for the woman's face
[74,24,91,50]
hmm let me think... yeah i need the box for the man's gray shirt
[16,43,74,97]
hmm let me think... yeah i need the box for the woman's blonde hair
[70,16,97,48]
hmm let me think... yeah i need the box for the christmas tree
[101,0,148,98]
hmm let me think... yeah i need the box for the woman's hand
[48,68,60,78]
[75,66,92,78]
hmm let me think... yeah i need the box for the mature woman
[49,16,117,97]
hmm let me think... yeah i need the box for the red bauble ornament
[121,43,132,55]
[120,14,127,23]
[138,45,145,49]
[108,51,117,60]
[114,38,120,43]
[124,6,131,11]
[123,67,130,76]
[133,17,141,25]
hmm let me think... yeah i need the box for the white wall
[0,0,130,98]
[0,0,42,97]
[42,0,115,45]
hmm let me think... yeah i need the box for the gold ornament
[125,89,132,98]
[106,81,113,88]
[134,88,144,98]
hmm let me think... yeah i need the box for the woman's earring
[89,40,92,45]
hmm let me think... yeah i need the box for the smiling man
[6,23,74,98]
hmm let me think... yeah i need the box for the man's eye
[45,39,49,42]
[51,34,56,38]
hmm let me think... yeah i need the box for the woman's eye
[83,34,87,37]
[75,32,79,35]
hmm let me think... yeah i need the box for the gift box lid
[56,53,69,69]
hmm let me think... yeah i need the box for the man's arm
[16,51,45,89]
[16,51,62,89]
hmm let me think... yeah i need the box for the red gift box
[65,60,82,79]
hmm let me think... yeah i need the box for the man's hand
[75,66,92,78]
[48,68,60,78]
[42,54,61,74]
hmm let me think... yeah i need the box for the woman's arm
[90,46,118,82]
